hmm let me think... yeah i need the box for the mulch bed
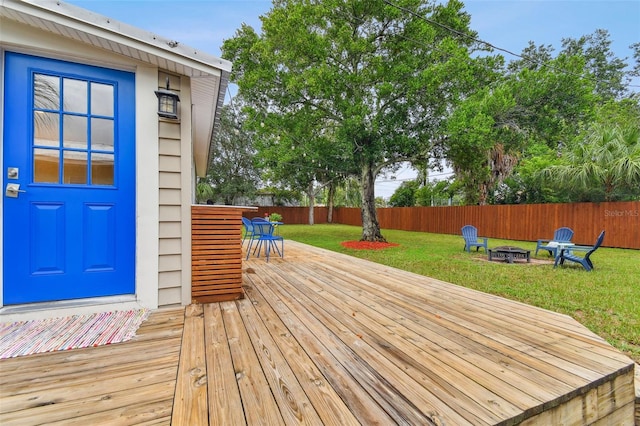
[341,241,400,250]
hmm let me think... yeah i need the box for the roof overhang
[1,0,232,177]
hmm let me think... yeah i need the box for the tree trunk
[307,181,315,225]
[360,163,386,242]
[327,182,335,223]
[478,182,488,205]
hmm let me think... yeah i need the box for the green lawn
[276,224,640,363]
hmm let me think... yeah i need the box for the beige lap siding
[157,72,185,308]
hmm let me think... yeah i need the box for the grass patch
[277,224,640,363]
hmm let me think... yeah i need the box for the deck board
[257,265,447,425]
[203,303,246,425]
[0,240,635,425]
[172,304,208,426]
[221,300,286,425]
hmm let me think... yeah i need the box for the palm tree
[196,179,215,204]
[542,124,640,201]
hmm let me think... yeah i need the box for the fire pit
[488,246,531,263]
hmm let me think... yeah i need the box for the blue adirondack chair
[554,230,605,272]
[535,227,574,257]
[461,225,488,253]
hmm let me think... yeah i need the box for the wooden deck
[1,241,636,425]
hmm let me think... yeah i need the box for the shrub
[269,212,283,222]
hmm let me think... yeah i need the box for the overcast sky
[67,0,640,197]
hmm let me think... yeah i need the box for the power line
[382,0,640,89]
[383,0,522,58]
[376,170,454,184]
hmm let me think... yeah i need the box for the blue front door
[2,52,136,305]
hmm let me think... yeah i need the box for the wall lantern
[155,78,180,119]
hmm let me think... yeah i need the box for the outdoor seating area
[1,241,635,425]
[461,224,607,271]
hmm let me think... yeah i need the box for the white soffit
[0,0,232,76]
[192,72,229,177]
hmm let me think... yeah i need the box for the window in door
[33,73,115,186]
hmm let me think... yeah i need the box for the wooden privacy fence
[248,201,640,249]
[247,207,330,225]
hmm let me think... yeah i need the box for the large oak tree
[222,0,487,241]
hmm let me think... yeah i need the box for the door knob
[5,183,26,198]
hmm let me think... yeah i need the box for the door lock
[5,183,26,198]
[7,167,19,179]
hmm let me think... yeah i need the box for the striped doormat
[0,308,149,359]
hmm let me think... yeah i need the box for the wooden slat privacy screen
[191,205,256,303]
[248,201,640,249]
